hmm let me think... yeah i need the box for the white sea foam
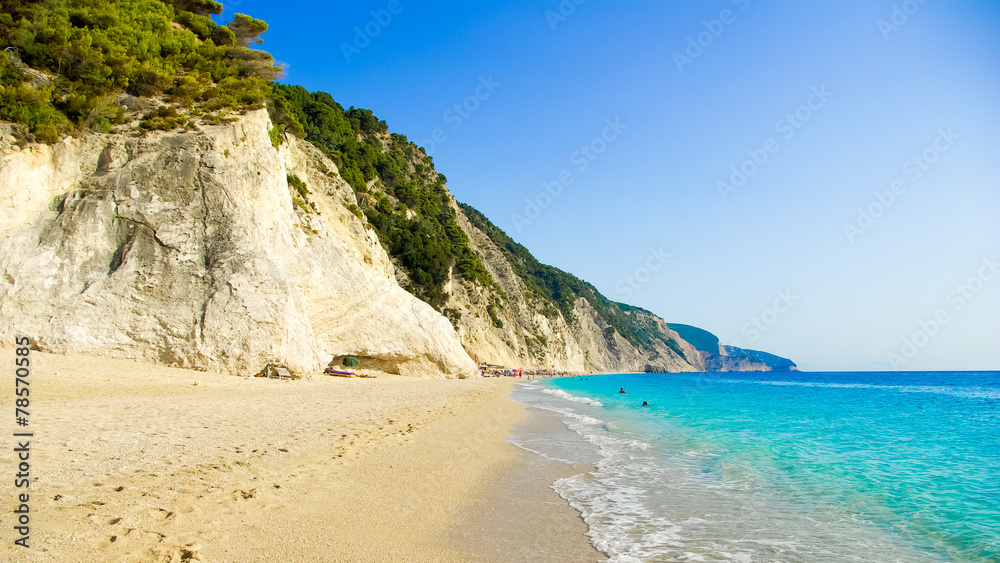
[525,394,700,560]
[505,438,579,464]
[554,470,690,562]
[527,401,650,456]
[539,386,605,406]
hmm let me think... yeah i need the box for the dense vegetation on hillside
[666,323,720,354]
[460,203,685,358]
[0,0,277,141]
[269,84,494,309]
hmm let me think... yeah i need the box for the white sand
[0,349,598,562]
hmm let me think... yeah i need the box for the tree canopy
[0,0,279,141]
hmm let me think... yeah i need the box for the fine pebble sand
[0,349,599,562]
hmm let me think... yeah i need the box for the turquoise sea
[510,371,1000,562]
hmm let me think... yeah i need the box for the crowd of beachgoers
[479,365,581,378]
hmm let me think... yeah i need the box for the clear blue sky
[220,1,1000,371]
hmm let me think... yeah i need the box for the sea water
[510,371,1000,562]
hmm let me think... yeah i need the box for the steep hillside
[453,203,701,373]
[667,323,724,355]
[264,82,704,373]
[268,84,492,310]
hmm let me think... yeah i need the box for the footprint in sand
[233,489,258,500]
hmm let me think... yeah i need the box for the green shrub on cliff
[139,105,185,130]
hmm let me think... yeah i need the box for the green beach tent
[342,356,360,367]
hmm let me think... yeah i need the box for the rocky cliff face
[702,346,798,372]
[0,110,477,378]
[444,201,701,373]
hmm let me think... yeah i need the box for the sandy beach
[1,348,600,562]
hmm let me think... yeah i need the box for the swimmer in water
[619,388,626,394]
[642,401,648,406]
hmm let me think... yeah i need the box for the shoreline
[447,382,601,562]
[1,350,598,562]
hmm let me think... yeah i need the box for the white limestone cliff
[0,110,478,378]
